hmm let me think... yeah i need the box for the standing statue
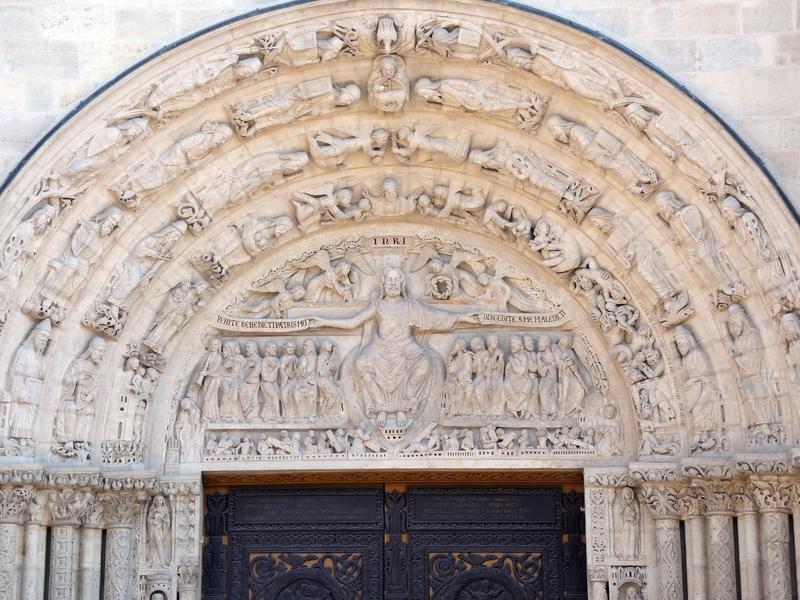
[614,487,640,559]
[144,281,208,354]
[147,495,172,568]
[310,268,477,428]
[259,342,281,419]
[53,337,106,444]
[673,326,722,436]
[503,336,531,419]
[175,397,202,462]
[4,319,52,439]
[196,338,223,419]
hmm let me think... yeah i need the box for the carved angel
[415,17,499,61]
[414,181,487,223]
[570,257,638,333]
[306,127,389,168]
[407,245,487,301]
[529,219,582,273]
[481,200,532,243]
[291,183,365,232]
[474,266,555,313]
[255,21,361,68]
[391,125,471,165]
[367,55,409,113]
[144,281,209,354]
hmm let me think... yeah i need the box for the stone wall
[1,0,799,206]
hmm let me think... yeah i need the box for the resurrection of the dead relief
[0,2,799,599]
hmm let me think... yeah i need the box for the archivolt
[0,0,797,472]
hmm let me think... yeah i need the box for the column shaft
[78,527,103,600]
[683,516,707,600]
[21,522,46,600]
[589,581,608,600]
[103,527,133,600]
[48,525,79,600]
[760,511,792,600]
[706,514,736,600]
[655,518,684,600]
[0,522,20,600]
[736,513,761,600]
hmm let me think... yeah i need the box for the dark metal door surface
[202,486,586,600]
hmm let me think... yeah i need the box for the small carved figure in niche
[256,434,272,456]
[147,495,172,568]
[175,397,201,462]
[402,425,442,454]
[673,326,722,438]
[639,402,679,456]
[197,338,223,420]
[347,424,382,454]
[144,281,208,354]
[460,428,475,451]
[229,77,361,137]
[26,206,123,323]
[499,38,624,106]
[555,336,587,418]
[414,77,548,132]
[53,337,106,446]
[444,430,460,451]
[0,205,58,326]
[503,336,531,419]
[781,312,800,385]
[727,303,778,429]
[523,336,540,418]
[391,125,471,165]
[279,341,299,418]
[239,341,261,422]
[303,430,318,455]
[518,429,530,450]
[292,339,318,420]
[4,319,52,440]
[218,342,243,420]
[308,268,477,429]
[614,486,640,559]
[236,435,255,456]
[367,54,409,112]
[259,342,281,419]
[316,340,342,417]
[445,339,477,416]
[479,425,499,450]
[470,337,490,416]
[487,335,505,416]
[655,190,745,305]
[529,219,582,274]
[590,405,622,456]
[548,115,660,198]
[622,586,644,600]
[306,128,389,168]
[110,122,232,208]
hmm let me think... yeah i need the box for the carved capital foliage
[0,486,33,524]
[629,463,682,483]
[696,481,734,514]
[731,483,758,514]
[587,565,608,582]
[0,467,43,486]
[751,479,793,512]
[47,488,95,524]
[641,484,680,518]
[676,487,706,517]
[177,563,200,588]
[99,492,147,527]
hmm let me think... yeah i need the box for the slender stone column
[642,485,683,600]
[47,489,95,600]
[101,493,145,600]
[21,491,47,600]
[677,489,707,600]
[732,486,761,600]
[0,487,32,600]
[177,564,200,600]
[752,479,793,600]
[78,500,104,600]
[791,484,800,600]
[587,566,608,600]
[702,485,736,600]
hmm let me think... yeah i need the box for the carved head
[97,206,124,236]
[370,128,390,148]
[321,340,333,353]
[726,303,751,338]
[265,342,278,356]
[673,326,696,356]
[414,77,442,103]
[523,335,534,351]
[781,312,800,342]
[289,286,306,301]
[654,190,684,219]
[509,335,523,353]
[284,341,296,355]
[547,115,572,144]
[207,337,222,353]
[381,267,406,298]
[302,339,315,355]
[470,337,484,352]
[28,318,52,354]
[334,188,353,207]
[86,336,106,364]
[721,195,745,225]
[244,340,258,356]
[487,334,499,350]
[335,83,361,105]
[538,335,551,351]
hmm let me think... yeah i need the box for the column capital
[698,480,735,515]
[98,491,147,528]
[0,486,33,524]
[47,488,95,525]
[751,478,793,513]
[731,483,758,515]
[676,486,706,518]
[641,484,681,519]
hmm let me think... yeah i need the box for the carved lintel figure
[228,76,361,137]
[554,336,587,418]
[52,336,106,448]
[391,124,471,165]
[192,214,293,283]
[367,55,409,113]
[310,267,478,429]
[503,336,531,418]
[529,219,582,274]
[655,190,746,307]
[25,206,123,324]
[144,281,209,355]
[84,221,186,337]
[726,303,778,432]
[498,37,624,106]
[177,150,308,233]
[548,115,661,198]
[415,77,549,132]
[147,495,172,568]
[139,52,264,120]
[306,127,389,168]
[1,319,52,440]
[468,140,600,222]
[0,205,58,327]
[109,121,233,209]
[673,326,725,453]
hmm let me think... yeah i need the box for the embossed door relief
[202,486,582,599]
